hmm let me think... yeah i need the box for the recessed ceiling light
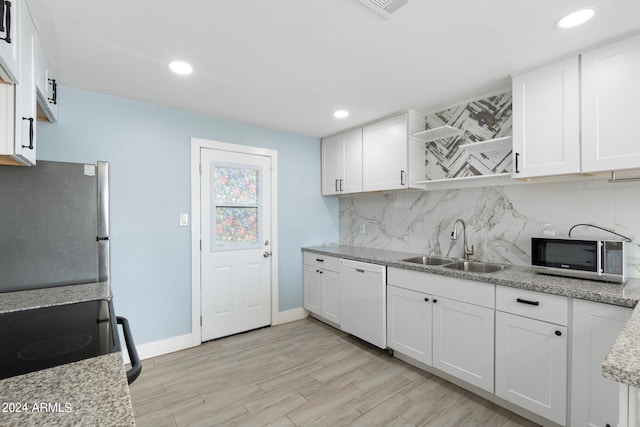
[334,110,349,119]
[169,60,193,75]
[555,8,595,29]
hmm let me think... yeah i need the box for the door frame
[191,137,279,346]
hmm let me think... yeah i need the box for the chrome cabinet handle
[400,170,406,186]
[515,152,520,174]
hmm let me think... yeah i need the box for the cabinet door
[362,114,408,191]
[387,285,432,365]
[34,34,58,122]
[0,0,20,83]
[341,128,362,194]
[321,129,363,195]
[495,311,567,425]
[303,264,322,314]
[582,34,640,172]
[321,269,340,324]
[571,300,632,427]
[512,57,580,178]
[14,4,36,165]
[433,297,494,392]
[321,135,342,195]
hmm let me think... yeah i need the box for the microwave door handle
[598,241,604,275]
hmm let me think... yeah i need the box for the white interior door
[200,147,272,341]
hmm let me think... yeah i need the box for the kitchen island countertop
[0,282,135,426]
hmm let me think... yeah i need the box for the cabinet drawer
[303,252,340,272]
[496,287,568,326]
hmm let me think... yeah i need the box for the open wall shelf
[411,125,463,143]
[459,136,512,153]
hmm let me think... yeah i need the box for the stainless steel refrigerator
[0,161,141,383]
[0,161,110,292]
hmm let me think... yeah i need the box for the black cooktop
[0,300,121,380]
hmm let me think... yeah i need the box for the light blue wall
[37,87,339,345]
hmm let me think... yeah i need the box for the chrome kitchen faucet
[451,218,474,260]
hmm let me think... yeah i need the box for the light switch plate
[179,213,189,227]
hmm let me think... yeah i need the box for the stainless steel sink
[442,260,506,273]
[402,256,457,266]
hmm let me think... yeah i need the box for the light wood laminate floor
[129,318,540,426]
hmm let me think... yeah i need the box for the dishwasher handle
[117,316,142,385]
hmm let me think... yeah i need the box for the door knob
[263,251,272,258]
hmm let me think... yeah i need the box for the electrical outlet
[179,213,189,227]
[359,224,366,234]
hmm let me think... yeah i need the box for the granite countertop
[0,353,135,427]
[303,245,640,307]
[0,282,112,314]
[603,306,640,388]
[304,244,640,389]
[0,282,136,426]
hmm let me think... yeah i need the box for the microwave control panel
[604,241,624,274]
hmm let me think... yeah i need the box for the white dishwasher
[339,259,387,349]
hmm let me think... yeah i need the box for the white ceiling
[25,0,640,138]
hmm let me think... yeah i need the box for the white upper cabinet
[512,33,640,179]
[0,0,20,83]
[582,34,640,173]
[512,56,580,178]
[363,112,415,192]
[321,128,362,195]
[0,0,35,166]
[14,0,35,165]
[363,113,408,191]
[35,34,58,122]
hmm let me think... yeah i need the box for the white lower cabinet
[433,296,494,393]
[303,253,340,325]
[387,285,432,365]
[386,268,494,392]
[571,299,632,427]
[495,288,568,425]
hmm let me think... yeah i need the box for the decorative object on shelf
[421,91,513,181]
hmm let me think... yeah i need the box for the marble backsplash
[339,179,640,279]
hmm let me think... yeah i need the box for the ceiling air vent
[358,0,411,18]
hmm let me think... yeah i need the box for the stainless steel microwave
[531,237,627,283]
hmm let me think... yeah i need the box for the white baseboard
[123,309,308,364]
[121,333,195,364]
[275,307,308,325]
